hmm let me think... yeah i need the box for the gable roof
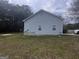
[23,10,63,22]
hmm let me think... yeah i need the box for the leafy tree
[0,0,33,33]
[64,23,79,30]
[65,0,79,23]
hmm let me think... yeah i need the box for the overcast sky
[9,0,75,24]
[9,0,68,13]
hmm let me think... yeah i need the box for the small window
[52,25,56,31]
[53,28,56,30]
[38,25,42,31]
[26,29,29,32]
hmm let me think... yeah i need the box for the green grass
[0,34,79,59]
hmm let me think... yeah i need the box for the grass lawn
[0,34,79,59]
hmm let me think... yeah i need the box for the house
[23,10,63,35]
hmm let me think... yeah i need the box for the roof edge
[23,9,64,22]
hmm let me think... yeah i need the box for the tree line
[0,0,33,33]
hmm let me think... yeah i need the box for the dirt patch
[0,34,13,36]
[63,33,75,36]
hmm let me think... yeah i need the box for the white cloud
[9,0,27,5]
[26,0,67,13]
[9,0,68,13]
[26,0,51,12]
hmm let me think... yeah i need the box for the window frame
[52,25,56,31]
[38,25,42,31]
